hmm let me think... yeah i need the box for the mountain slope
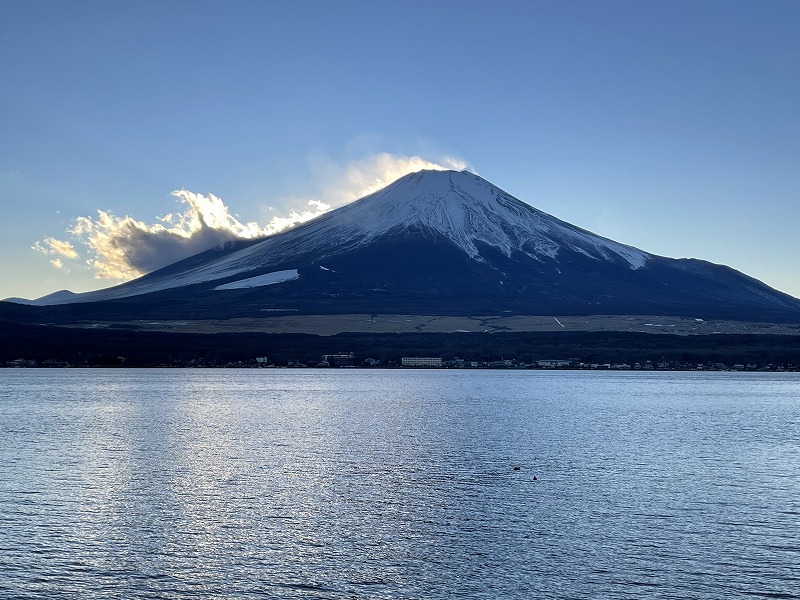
[6,169,800,323]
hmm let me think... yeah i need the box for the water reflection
[0,370,798,598]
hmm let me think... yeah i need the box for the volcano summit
[6,170,800,324]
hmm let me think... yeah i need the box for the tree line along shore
[2,320,800,369]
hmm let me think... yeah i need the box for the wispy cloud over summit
[309,152,468,209]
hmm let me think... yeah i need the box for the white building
[537,359,570,368]
[401,357,443,367]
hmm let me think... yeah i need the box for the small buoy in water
[513,466,521,471]
[532,476,537,481]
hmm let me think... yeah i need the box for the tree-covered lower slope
[3,319,799,368]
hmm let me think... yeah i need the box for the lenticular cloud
[38,152,469,281]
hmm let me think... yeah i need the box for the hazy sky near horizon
[2,1,799,300]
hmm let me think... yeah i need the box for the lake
[1,369,798,599]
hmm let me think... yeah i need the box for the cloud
[262,198,332,234]
[39,152,469,281]
[68,192,273,280]
[309,152,469,209]
[33,237,80,259]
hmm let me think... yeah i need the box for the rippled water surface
[1,369,799,599]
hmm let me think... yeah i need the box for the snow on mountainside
[31,170,651,304]
[273,169,650,269]
[213,269,299,290]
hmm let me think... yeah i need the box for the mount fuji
[7,170,800,323]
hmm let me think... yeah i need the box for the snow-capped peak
[257,169,649,269]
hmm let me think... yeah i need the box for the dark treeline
[3,319,800,367]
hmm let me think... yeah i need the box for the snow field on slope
[213,269,300,290]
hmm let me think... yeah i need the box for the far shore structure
[401,357,443,367]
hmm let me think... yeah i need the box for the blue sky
[2,1,798,300]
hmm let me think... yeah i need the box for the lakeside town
[5,352,798,372]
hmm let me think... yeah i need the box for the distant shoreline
[3,318,799,371]
[5,364,798,372]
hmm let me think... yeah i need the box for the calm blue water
[0,369,798,599]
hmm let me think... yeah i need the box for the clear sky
[2,0,798,301]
